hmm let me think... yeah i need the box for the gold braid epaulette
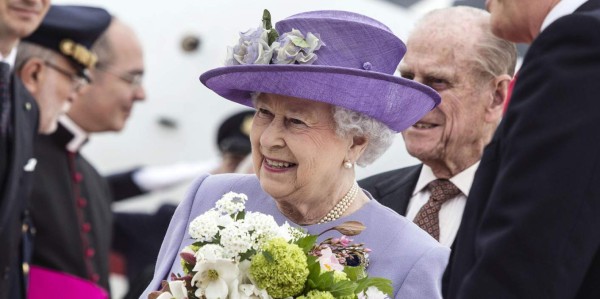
[59,39,98,68]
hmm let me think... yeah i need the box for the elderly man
[359,6,516,295]
[0,0,49,297]
[447,0,600,298]
[16,5,110,134]
[26,13,145,296]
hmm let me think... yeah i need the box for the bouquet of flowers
[149,192,392,299]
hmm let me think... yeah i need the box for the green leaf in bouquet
[262,250,275,263]
[306,256,321,281]
[314,271,335,290]
[330,280,358,297]
[235,210,246,221]
[355,277,393,296]
[296,235,318,254]
[343,265,367,281]
[239,248,256,262]
[181,259,195,274]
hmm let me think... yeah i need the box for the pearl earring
[343,160,353,169]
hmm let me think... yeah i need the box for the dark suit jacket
[447,1,600,298]
[358,164,421,216]
[0,75,39,299]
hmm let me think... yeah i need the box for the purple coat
[141,174,449,298]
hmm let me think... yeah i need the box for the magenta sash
[28,265,109,299]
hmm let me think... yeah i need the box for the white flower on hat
[226,26,278,65]
[272,29,324,65]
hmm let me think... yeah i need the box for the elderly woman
[143,10,448,298]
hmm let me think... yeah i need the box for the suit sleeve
[458,14,600,298]
[106,168,147,201]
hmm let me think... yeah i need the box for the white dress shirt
[541,0,588,32]
[405,162,480,247]
[0,46,17,68]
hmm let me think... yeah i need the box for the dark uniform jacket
[447,1,600,298]
[0,75,38,299]
[29,123,112,291]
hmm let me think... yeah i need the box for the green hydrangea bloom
[250,238,309,298]
[332,270,349,283]
[298,290,335,299]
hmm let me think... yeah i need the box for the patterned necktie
[0,62,11,136]
[413,179,461,241]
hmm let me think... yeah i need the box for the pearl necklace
[318,183,359,224]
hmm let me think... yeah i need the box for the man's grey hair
[418,6,517,81]
[15,41,58,71]
[251,92,394,167]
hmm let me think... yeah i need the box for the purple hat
[200,10,440,132]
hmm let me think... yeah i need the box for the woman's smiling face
[251,93,351,206]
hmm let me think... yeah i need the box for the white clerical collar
[413,161,480,197]
[541,0,588,32]
[59,115,89,153]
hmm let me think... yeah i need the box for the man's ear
[18,58,45,94]
[485,74,512,122]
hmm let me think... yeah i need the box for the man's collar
[59,115,89,152]
[541,0,588,32]
[413,161,481,197]
[1,46,18,69]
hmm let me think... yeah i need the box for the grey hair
[332,106,394,166]
[419,6,517,81]
[15,41,57,71]
[250,92,394,167]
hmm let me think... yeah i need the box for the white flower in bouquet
[155,281,187,299]
[216,192,248,214]
[189,210,221,242]
[220,221,253,259]
[358,286,389,299]
[191,258,240,299]
[197,244,226,261]
[231,260,271,299]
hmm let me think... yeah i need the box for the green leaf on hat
[262,9,279,46]
[262,9,273,30]
[289,36,309,48]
